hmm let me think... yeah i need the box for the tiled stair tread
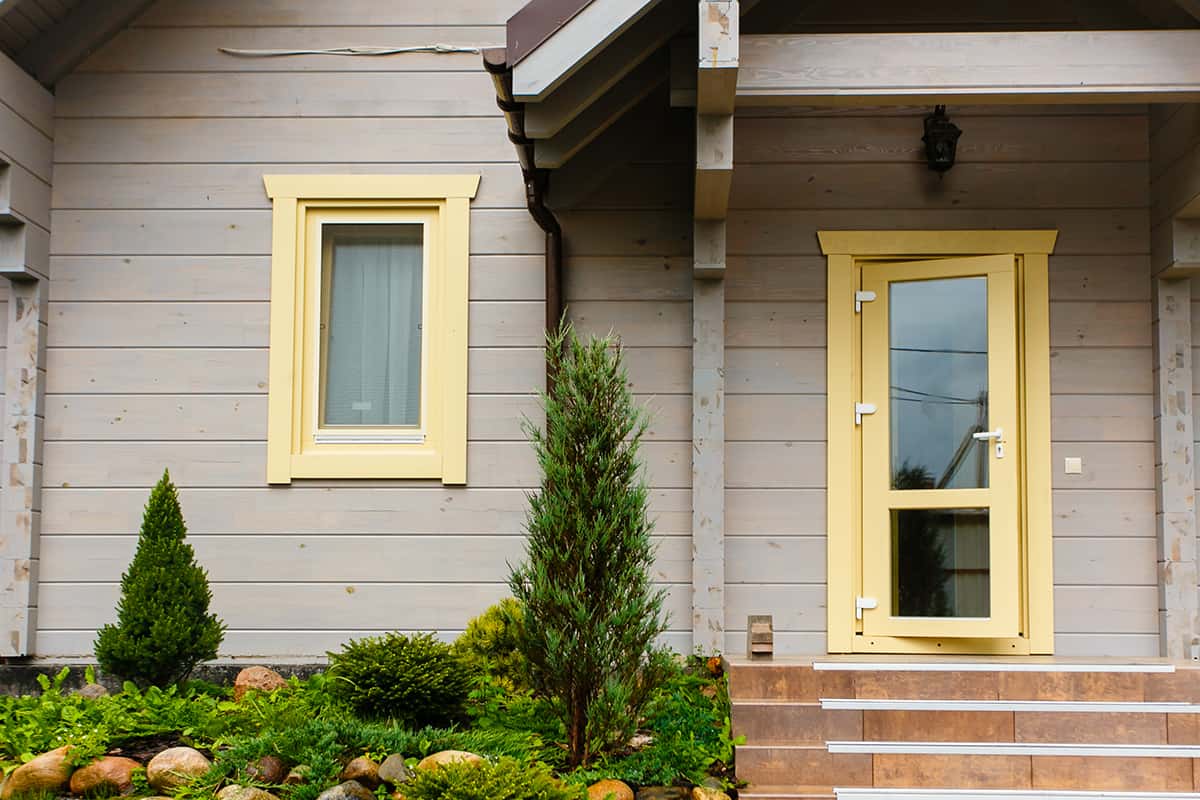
[833,792,1200,799]
[737,787,836,799]
[823,741,1200,757]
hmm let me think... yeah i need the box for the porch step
[834,792,1200,800]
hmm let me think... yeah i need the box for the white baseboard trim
[818,698,1200,714]
[834,791,1200,800]
[826,741,1200,758]
[812,662,1176,673]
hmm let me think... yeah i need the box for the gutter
[482,48,564,352]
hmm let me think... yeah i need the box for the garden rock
[74,683,110,700]
[284,766,310,786]
[415,750,483,771]
[314,780,375,800]
[636,789,689,800]
[377,755,413,786]
[339,757,380,789]
[691,788,730,800]
[146,746,212,791]
[217,785,280,800]
[1,746,74,800]
[246,755,286,784]
[69,756,140,796]
[587,779,634,800]
[234,666,288,700]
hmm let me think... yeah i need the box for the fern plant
[93,470,224,687]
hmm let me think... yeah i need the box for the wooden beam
[0,1,32,22]
[513,0,662,100]
[17,0,157,87]
[673,30,1200,106]
[693,219,725,279]
[697,0,738,114]
[524,0,688,139]
[1152,276,1199,659]
[533,50,666,168]
[694,114,732,219]
[1156,217,1200,275]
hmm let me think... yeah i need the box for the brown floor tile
[998,672,1145,701]
[873,754,1031,788]
[731,666,822,701]
[854,671,1000,700]
[1032,756,1193,791]
[736,747,872,787]
[864,710,1013,742]
[1147,670,1200,703]
[1170,715,1200,744]
[1016,712,1166,744]
[733,703,862,745]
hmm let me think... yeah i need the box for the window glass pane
[889,276,988,490]
[320,223,423,427]
[892,508,990,618]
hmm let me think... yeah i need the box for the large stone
[376,755,413,787]
[314,780,375,800]
[233,667,288,701]
[1,747,74,800]
[691,788,730,800]
[217,786,280,800]
[414,751,483,771]
[635,789,689,800]
[338,757,380,789]
[246,756,286,784]
[587,779,634,800]
[74,683,110,700]
[69,756,141,796]
[146,747,212,791]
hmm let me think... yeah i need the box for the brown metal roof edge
[506,0,599,66]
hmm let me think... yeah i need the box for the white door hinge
[855,402,877,425]
[856,596,877,620]
[855,290,876,312]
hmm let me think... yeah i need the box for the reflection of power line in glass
[891,346,987,355]
[891,385,979,405]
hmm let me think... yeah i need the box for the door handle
[972,428,1005,458]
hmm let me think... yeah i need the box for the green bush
[93,470,225,688]
[454,599,528,688]
[326,632,475,726]
[404,758,582,800]
[511,324,671,766]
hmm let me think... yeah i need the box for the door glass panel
[892,508,990,618]
[890,277,988,490]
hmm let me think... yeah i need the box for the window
[263,175,479,484]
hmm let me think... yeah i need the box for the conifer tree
[94,469,225,687]
[509,324,670,766]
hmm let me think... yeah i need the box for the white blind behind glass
[320,223,423,427]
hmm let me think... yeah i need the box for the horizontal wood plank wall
[31,0,641,658]
[729,106,1156,656]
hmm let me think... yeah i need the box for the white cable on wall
[218,44,499,58]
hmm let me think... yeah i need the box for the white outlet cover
[1064,457,1083,474]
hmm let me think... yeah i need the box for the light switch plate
[1064,457,1083,475]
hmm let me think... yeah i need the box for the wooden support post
[692,272,724,655]
[697,0,738,113]
[0,278,45,657]
[694,115,733,220]
[1153,277,1199,659]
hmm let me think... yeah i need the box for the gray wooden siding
[0,1,85,62]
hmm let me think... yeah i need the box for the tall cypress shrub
[94,469,225,687]
[509,324,671,766]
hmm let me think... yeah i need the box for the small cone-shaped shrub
[94,469,225,687]
[509,323,671,766]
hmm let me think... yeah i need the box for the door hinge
[855,290,876,312]
[856,596,877,620]
[855,402,877,425]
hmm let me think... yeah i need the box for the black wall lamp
[923,105,962,173]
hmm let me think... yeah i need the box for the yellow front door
[859,255,1021,639]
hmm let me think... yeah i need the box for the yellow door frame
[820,230,1058,655]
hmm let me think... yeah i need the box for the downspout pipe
[483,49,564,342]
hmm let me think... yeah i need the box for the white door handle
[972,428,1003,441]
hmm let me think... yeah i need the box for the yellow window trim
[264,174,480,485]
[821,230,1057,656]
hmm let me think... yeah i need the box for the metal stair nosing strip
[832,791,1200,800]
[823,741,1200,757]
[816,698,1200,713]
